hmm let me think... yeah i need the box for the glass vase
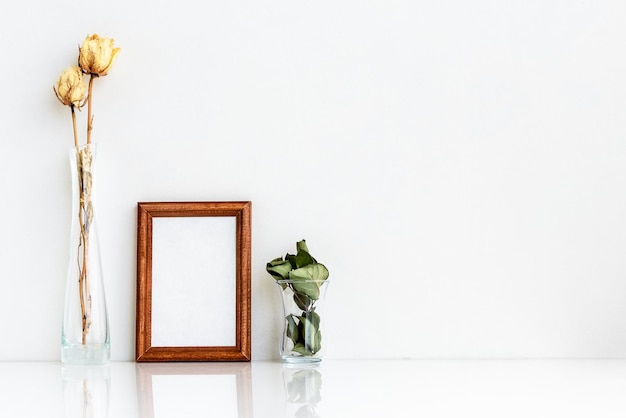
[276,279,329,363]
[62,143,110,364]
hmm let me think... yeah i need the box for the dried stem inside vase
[76,147,95,344]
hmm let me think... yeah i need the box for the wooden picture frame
[136,201,251,362]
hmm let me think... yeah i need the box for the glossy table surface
[1,359,626,417]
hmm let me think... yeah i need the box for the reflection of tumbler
[283,365,322,418]
[62,365,110,418]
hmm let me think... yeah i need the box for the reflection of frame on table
[135,362,253,418]
[136,201,251,362]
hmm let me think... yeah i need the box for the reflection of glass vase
[276,280,329,363]
[62,143,110,364]
[62,365,110,418]
[283,365,322,418]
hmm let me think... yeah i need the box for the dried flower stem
[69,73,99,345]
[70,105,79,148]
[76,74,96,343]
[76,149,94,344]
[77,209,90,345]
[86,75,97,144]
[79,230,91,344]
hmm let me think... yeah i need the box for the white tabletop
[1,359,626,417]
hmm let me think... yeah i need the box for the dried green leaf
[286,314,299,345]
[295,249,316,269]
[266,258,292,282]
[286,253,297,269]
[292,342,312,356]
[300,312,322,354]
[296,240,309,253]
[288,264,329,300]
[290,280,320,300]
[293,292,312,311]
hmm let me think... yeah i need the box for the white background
[1,0,626,361]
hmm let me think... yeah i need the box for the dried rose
[53,66,86,107]
[78,34,120,76]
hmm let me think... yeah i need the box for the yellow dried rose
[78,34,120,77]
[53,66,86,108]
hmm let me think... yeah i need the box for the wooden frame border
[136,201,251,362]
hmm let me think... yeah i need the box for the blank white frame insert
[151,216,236,347]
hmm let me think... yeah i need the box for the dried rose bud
[78,34,120,76]
[53,66,86,107]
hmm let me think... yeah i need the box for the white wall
[1,0,626,361]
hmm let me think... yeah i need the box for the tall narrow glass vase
[62,143,110,364]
